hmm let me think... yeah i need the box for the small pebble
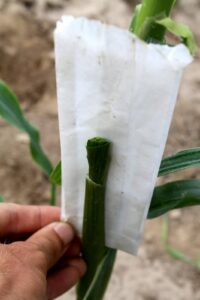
[16,133,29,144]
[170,209,182,220]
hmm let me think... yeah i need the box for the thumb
[26,222,75,272]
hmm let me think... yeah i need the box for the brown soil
[0,1,200,299]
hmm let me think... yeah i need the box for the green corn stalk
[130,0,196,54]
[131,0,176,42]
[76,138,115,300]
[82,249,117,300]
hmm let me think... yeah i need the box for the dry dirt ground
[0,0,200,299]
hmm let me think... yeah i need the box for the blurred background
[0,0,200,299]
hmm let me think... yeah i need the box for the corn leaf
[148,179,200,219]
[160,214,169,246]
[161,215,199,269]
[0,80,53,177]
[166,245,197,267]
[129,4,142,33]
[0,195,4,203]
[0,80,56,205]
[50,161,61,185]
[82,249,117,300]
[156,17,197,54]
[159,148,200,176]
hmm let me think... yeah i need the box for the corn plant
[0,0,199,299]
[161,215,200,270]
[52,1,198,299]
[0,80,56,206]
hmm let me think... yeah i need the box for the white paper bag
[54,16,192,255]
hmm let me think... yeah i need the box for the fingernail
[53,223,74,245]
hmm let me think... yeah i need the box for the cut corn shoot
[77,138,114,300]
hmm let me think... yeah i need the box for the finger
[26,222,74,272]
[64,236,82,257]
[0,203,60,237]
[49,246,82,272]
[47,258,86,300]
[0,233,31,244]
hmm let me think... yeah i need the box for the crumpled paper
[54,16,192,255]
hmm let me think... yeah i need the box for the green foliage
[129,0,198,279]
[0,195,4,203]
[161,215,200,269]
[159,148,200,176]
[131,0,176,42]
[130,0,196,55]
[129,4,142,33]
[148,179,200,219]
[0,81,52,176]
[50,161,61,185]
[0,80,56,205]
[156,17,197,54]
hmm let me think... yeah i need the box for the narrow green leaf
[0,195,4,203]
[167,245,200,270]
[0,80,53,177]
[0,80,28,131]
[0,80,56,205]
[156,17,197,54]
[160,215,169,246]
[159,148,200,176]
[166,245,196,266]
[161,216,199,269]
[129,4,142,33]
[50,161,61,185]
[50,184,57,206]
[83,249,117,300]
[148,179,200,219]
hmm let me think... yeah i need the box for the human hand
[0,203,86,300]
